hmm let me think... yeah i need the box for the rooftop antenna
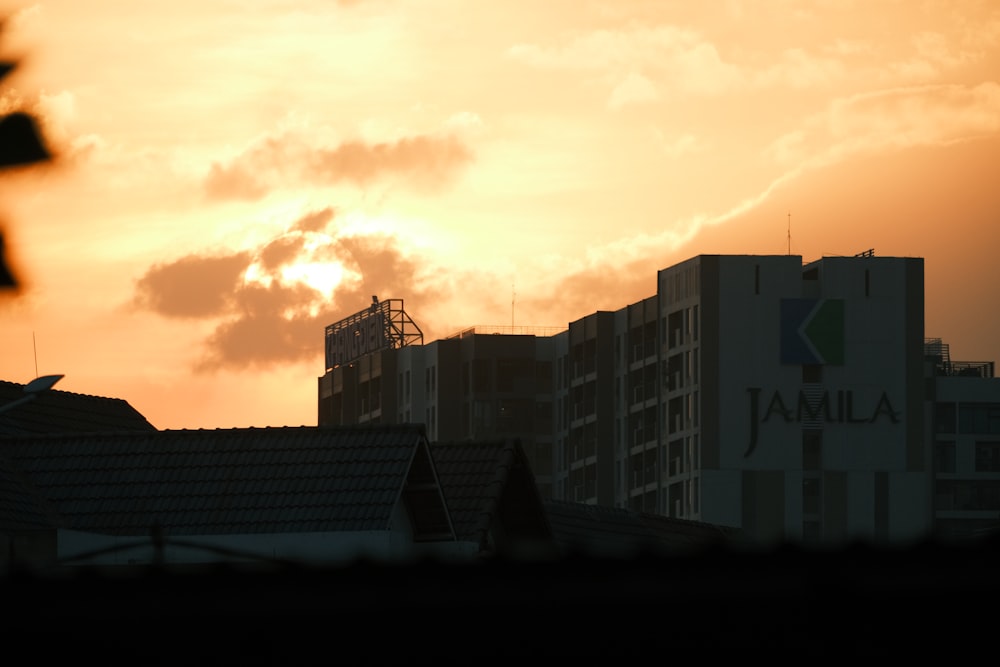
[787,212,791,255]
[511,283,515,328]
[32,331,38,377]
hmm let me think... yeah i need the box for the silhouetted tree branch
[1,23,53,288]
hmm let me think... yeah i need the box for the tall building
[318,301,561,498]
[319,253,999,547]
[651,254,928,546]
[926,339,1000,541]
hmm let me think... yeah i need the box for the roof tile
[0,425,429,536]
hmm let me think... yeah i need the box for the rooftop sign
[324,298,423,371]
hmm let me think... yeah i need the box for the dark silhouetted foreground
[3,538,997,663]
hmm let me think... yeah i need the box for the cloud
[508,25,743,99]
[204,161,268,201]
[518,254,659,326]
[608,72,659,110]
[884,31,981,82]
[204,129,474,201]
[752,48,847,89]
[764,82,1000,168]
[508,26,704,71]
[515,176,799,322]
[132,252,252,318]
[130,206,450,371]
[34,90,76,144]
[310,134,472,187]
[291,207,337,233]
[654,130,702,158]
[508,17,1000,105]
[443,111,486,136]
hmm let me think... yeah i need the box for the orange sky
[1,0,998,429]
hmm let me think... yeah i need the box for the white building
[652,254,929,547]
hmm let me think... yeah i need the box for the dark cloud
[259,235,307,272]
[203,131,473,201]
[292,207,336,233]
[310,134,473,188]
[518,256,661,327]
[133,252,251,318]
[203,161,268,201]
[131,207,448,372]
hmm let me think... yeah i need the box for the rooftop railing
[447,325,567,339]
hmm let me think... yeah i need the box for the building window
[669,439,683,477]
[935,442,957,473]
[959,403,1000,434]
[975,442,1000,472]
[935,403,955,433]
[803,477,821,515]
[935,480,1000,511]
[803,431,822,470]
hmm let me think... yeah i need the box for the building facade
[319,317,560,498]
[319,253,998,547]
[926,340,1000,541]
[662,254,929,546]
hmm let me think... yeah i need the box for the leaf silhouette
[0,38,54,288]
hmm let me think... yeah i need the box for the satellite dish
[23,373,64,394]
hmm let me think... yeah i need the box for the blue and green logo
[780,299,844,365]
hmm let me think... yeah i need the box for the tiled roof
[0,425,428,536]
[0,453,58,531]
[430,440,514,545]
[430,439,550,550]
[0,380,157,434]
[543,499,746,557]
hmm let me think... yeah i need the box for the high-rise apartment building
[654,254,928,546]
[925,339,1000,541]
[319,304,560,498]
[319,253,999,546]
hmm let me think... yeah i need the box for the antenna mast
[511,283,515,328]
[787,212,791,255]
[33,331,38,377]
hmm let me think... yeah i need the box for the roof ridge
[472,439,516,551]
[0,380,131,404]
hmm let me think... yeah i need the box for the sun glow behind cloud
[279,259,347,301]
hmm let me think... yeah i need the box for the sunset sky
[1,0,998,429]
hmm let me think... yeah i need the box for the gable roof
[430,439,551,552]
[0,380,157,434]
[543,499,747,557]
[0,424,446,538]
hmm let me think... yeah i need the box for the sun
[281,261,346,296]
